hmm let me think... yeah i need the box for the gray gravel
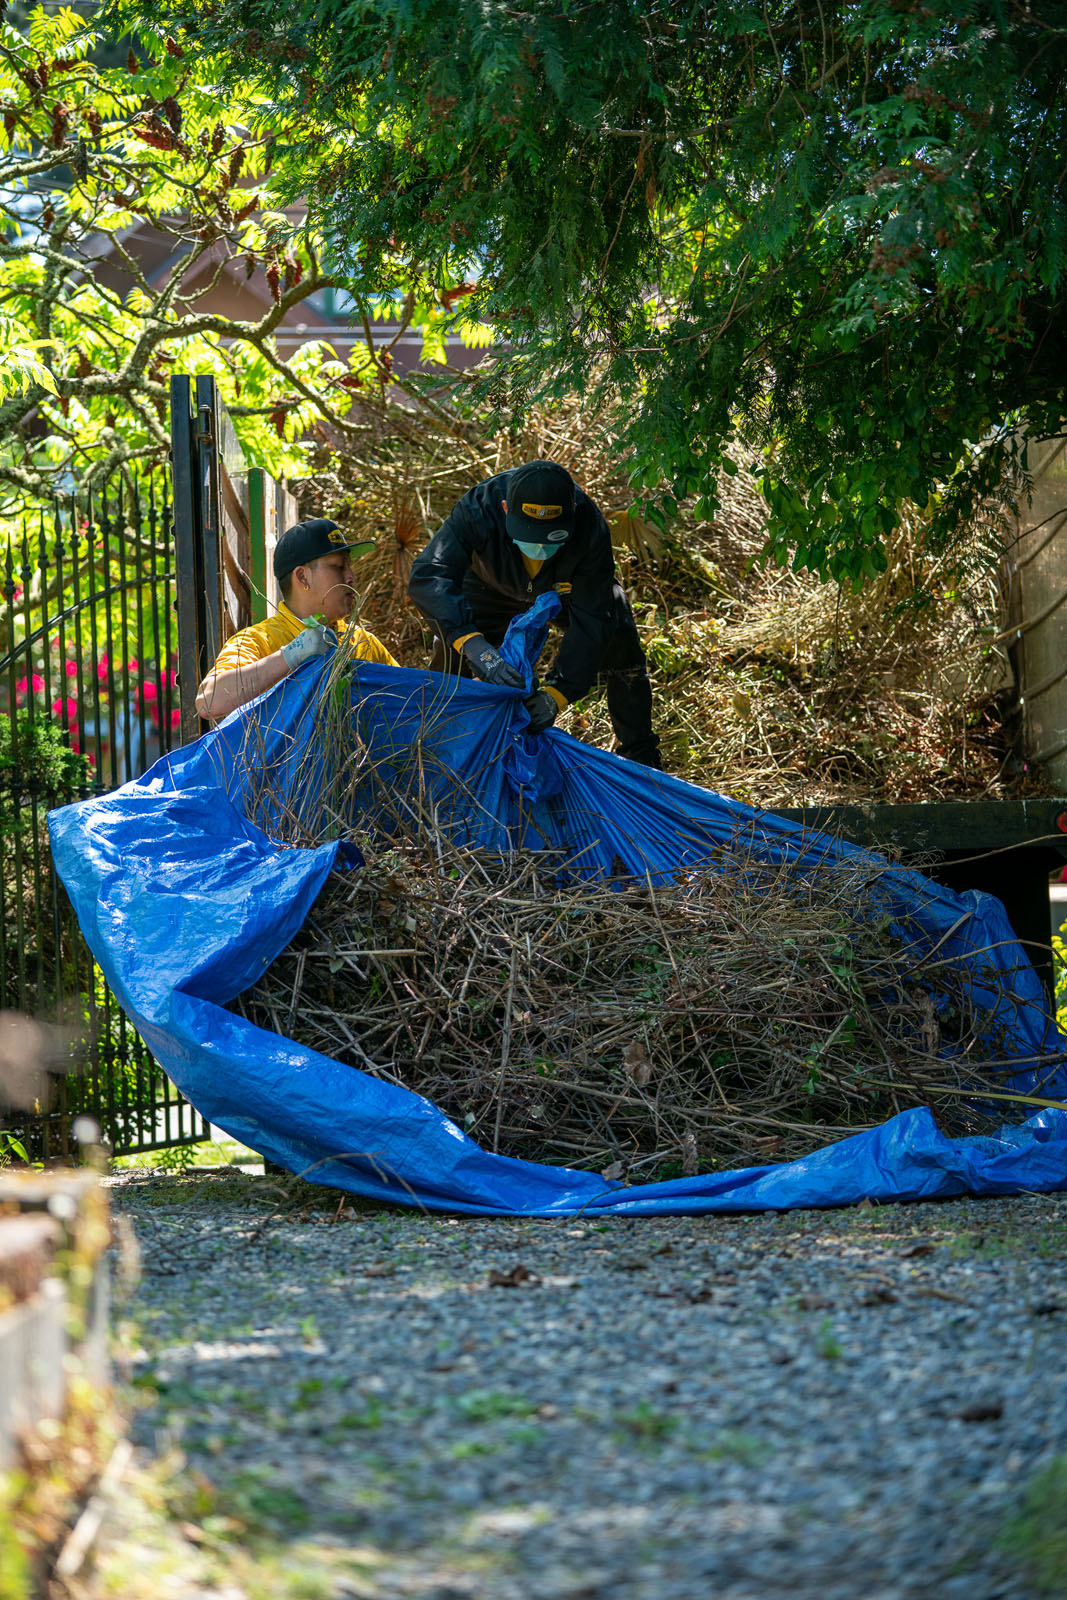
[102,1169,1067,1599]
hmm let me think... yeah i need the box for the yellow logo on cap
[522,502,563,520]
[327,529,346,545]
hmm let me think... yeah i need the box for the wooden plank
[191,375,257,646]
[248,467,290,623]
[215,399,251,639]
[219,461,252,633]
[275,479,298,576]
[772,800,1067,852]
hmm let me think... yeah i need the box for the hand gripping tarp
[49,596,1067,1214]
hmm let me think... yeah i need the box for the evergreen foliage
[113,0,1067,580]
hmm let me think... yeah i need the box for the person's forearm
[195,650,290,721]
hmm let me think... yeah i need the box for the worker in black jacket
[408,460,661,767]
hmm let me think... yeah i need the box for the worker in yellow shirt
[195,518,398,722]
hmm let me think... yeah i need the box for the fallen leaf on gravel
[858,1286,898,1305]
[768,1347,795,1365]
[601,1161,625,1181]
[488,1263,540,1288]
[364,1260,395,1277]
[795,1292,834,1310]
[901,1242,937,1258]
[615,1252,649,1271]
[1030,1300,1067,1316]
[957,1399,1004,1423]
[179,1522,206,1544]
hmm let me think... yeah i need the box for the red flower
[65,660,78,678]
[97,654,109,681]
[169,708,181,729]
[141,681,158,703]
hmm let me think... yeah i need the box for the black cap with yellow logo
[504,461,575,548]
[273,518,375,581]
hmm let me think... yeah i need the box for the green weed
[816,1316,844,1360]
[0,1497,31,1600]
[455,1390,537,1423]
[998,1457,1067,1594]
[450,1438,498,1459]
[332,1399,384,1430]
[705,1429,774,1466]
[214,1470,312,1538]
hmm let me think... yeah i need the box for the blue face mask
[515,533,569,561]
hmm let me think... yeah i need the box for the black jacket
[408,470,616,703]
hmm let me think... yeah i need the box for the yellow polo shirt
[212,602,398,673]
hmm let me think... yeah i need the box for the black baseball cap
[504,461,576,546]
[273,518,375,581]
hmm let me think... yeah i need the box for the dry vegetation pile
[231,645,1055,1183]
[236,826,1038,1179]
[302,388,1029,805]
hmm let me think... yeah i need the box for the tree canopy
[0,3,481,512]
[111,0,1067,581]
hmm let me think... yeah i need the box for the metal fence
[1,473,208,1159]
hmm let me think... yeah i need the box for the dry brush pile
[236,829,1050,1179]
[231,659,1057,1181]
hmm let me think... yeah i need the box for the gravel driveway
[95,1168,1067,1600]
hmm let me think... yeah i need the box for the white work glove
[280,620,337,671]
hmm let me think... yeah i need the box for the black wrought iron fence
[1,473,208,1160]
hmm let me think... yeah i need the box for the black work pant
[423,582,662,769]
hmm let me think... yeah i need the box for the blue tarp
[49,599,1067,1214]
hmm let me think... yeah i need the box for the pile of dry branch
[236,827,1035,1179]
